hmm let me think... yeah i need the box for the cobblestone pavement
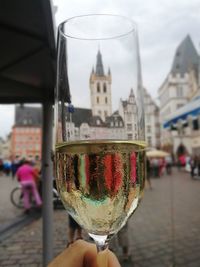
[0,175,22,226]
[1,169,200,267]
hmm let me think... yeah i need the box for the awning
[163,97,200,128]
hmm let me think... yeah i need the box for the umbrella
[146,149,170,158]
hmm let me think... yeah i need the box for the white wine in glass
[55,14,146,252]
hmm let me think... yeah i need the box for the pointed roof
[96,50,104,76]
[171,35,199,75]
[15,105,42,126]
[129,88,134,97]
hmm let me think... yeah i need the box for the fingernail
[97,249,108,267]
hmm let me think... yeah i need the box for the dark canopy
[0,0,56,104]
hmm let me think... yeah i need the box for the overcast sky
[0,0,199,138]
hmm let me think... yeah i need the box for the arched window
[105,97,108,104]
[97,97,99,104]
[103,83,107,93]
[97,82,100,93]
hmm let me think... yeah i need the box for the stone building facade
[11,105,42,160]
[67,50,160,147]
[158,35,200,155]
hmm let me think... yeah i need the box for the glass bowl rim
[58,14,137,41]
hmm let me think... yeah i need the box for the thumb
[96,249,109,267]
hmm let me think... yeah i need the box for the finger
[107,250,121,267]
[48,240,93,267]
[85,247,121,267]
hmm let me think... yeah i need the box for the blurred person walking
[146,157,152,189]
[110,223,130,262]
[165,155,172,175]
[16,159,42,213]
[11,156,20,179]
[0,158,3,176]
[190,155,198,178]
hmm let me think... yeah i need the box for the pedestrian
[165,155,172,175]
[16,159,42,213]
[151,158,159,177]
[110,223,130,261]
[48,239,121,267]
[146,157,152,189]
[197,156,200,177]
[0,158,4,176]
[3,159,11,176]
[11,156,20,179]
[190,155,198,178]
[67,215,83,247]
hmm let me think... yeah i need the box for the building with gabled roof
[158,35,200,155]
[11,105,42,160]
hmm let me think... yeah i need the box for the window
[103,83,107,93]
[105,97,108,104]
[127,123,132,131]
[127,134,132,140]
[97,97,99,104]
[104,111,108,118]
[177,86,183,97]
[147,136,152,146]
[147,125,151,133]
[97,119,100,125]
[146,114,151,123]
[177,104,184,109]
[97,82,100,93]
[98,110,101,115]
[127,113,131,122]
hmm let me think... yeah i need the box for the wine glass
[55,14,146,253]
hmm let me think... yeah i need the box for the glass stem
[89,233,109,252]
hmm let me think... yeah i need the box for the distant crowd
[147,153,200,179]
[0,156,41,182]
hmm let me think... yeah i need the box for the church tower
[89,50,112,121]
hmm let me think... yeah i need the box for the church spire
[96,50,104,76]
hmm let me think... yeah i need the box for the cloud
[54,0,200,99]
[0,105,14,138]
[1,0,199,137]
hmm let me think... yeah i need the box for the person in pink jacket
[16,160,42,213]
